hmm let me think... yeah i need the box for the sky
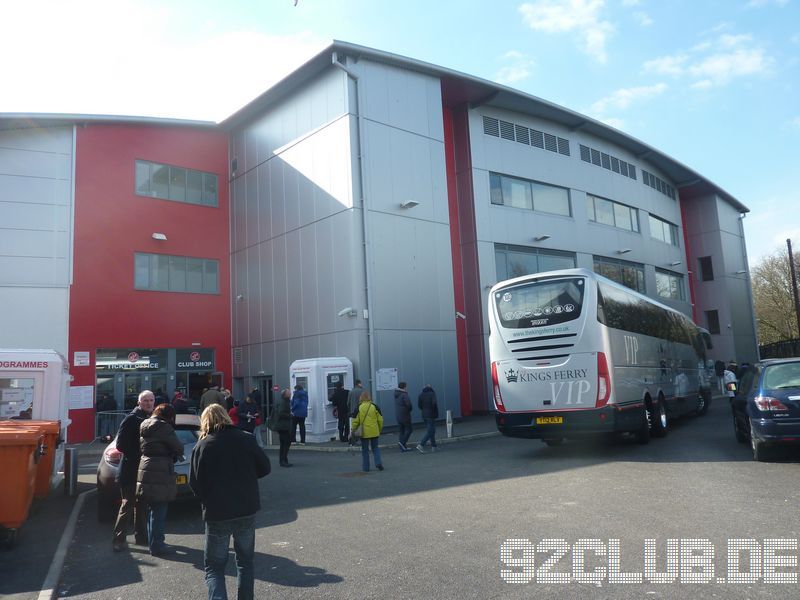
[2,0,798,266]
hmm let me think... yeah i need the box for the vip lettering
[549,380,591,405]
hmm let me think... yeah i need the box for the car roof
[175,414,200,428]
[757,358,800,367]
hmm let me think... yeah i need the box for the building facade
[0,42,758,439]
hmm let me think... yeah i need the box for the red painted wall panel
[68,124,231,441]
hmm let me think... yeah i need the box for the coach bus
[488,268,712,445]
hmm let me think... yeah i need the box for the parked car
[732,358,800,461]
[96,413,200,521]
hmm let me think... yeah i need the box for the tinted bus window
[494,277,584,329]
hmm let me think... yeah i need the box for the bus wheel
[543,438,564,447]
[696,391,710,416]
[634,408,651,444]
[649,397,668,437]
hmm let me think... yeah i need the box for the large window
[495,244,576,282]
[705,309,720,335]
[136,160,218,207]
[135,253,219,294]
[655,269,685,301]
[490,173,571,217]
[593,256,645,293]
[586,195,639,232]
[648,214,679,246]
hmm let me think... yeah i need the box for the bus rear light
[491,362,507,412]
[596,352,610,408]
[754,396,788,411]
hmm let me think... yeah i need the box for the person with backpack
[351,391,384,472]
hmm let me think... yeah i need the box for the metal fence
[95,410,128,440]
[759,339,800,359]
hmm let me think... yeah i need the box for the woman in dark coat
[268,389,293,467]
[136,403,184,556]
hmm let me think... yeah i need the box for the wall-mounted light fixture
[191,342,202,346]
[532,235,551,242]
[399,200,420,209]
[236,294,244,302]
[617,248,632,255]
[670,261,682,266]
[735,270,747,275]
[152,233,167,241]
[455,311,467,320]
[337,307,357,317]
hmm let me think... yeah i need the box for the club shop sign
[176,349,214,370]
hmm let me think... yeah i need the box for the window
[705,309,720,335]
[495,244,576,281]
[489,172,571,216]
[593,256,646,293]
[135,160,218,207]
[586,195,639,232]
[655,269,685,301]
[134,253,219,294]
[699,256,714,281]
[649,214,679,246]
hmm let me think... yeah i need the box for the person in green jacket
[351,391,384,472]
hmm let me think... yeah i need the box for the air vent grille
[580,143,637,181]
[233,347,243,364]
[482,115,569,157]
[642,169,676,199]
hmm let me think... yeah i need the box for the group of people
[716,359,750,401]
[112,389,270,599]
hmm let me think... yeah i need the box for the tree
[751,247,800,345]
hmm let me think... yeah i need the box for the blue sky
[2,0,798,266]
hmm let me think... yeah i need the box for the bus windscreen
[494,277,585,329]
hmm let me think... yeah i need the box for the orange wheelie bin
[0,427,43,548]
[1,420,62,499]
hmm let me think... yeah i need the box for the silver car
[96,414,200,521]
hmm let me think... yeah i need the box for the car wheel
[97,489,118,522]
[750,422,768,462]
[733,413,747,443]
[543,438,564,447]
[649,397,668,438]
[634,407,651,445]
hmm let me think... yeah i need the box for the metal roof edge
[0,112,217,130]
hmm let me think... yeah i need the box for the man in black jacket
[329,381,350,442]
[112,389,155,552]
[190,404,270,600]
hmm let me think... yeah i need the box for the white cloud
[494,51,536,84]
[635,11,653,26]
[642,30,773,90]
[643,54,688,76]
[786,116,800,129]
[589,82,668,114]
[519,0,615,63]
[0,0,326,121]
[745,0,790,8]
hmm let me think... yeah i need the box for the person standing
[290,384,308,444]
[190,404,271,600]
[172,391,190,414]
[347,380,364,418]
[329,381,350,442]
[724,366,738,403]
[352,391,384,472]
[268,389,293,467]
[136,403,183,557]
[112,390,155,551]
[394,382,413,451]
[416,384,439,453]
[237,394,261,434]
[200,385,224,412]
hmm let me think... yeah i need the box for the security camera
[337,307,356,317]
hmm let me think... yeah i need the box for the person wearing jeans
[416,384,439,453]
[191,404,271,600]
[394,382,413,451]
[351,391,384,472]
[204,515,255,600]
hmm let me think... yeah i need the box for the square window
[613,202,632,231]
[531,181,569,216]
[502,176,533,210]
[594,197,615,226]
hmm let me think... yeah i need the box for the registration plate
[536,416,563,425]
[176,474,187,485]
